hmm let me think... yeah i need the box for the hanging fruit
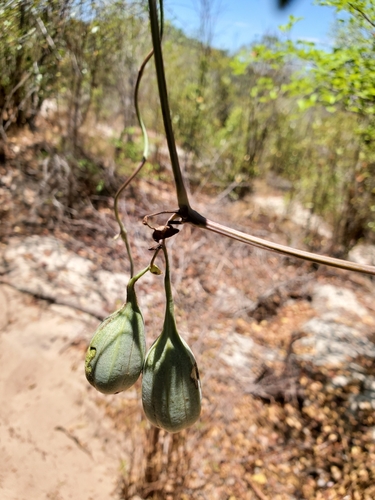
[85,267,149,394]
[142,244,202,432]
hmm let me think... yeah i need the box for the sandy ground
[0,284,130,500]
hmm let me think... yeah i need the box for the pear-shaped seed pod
[85,267,148,394]
[142,245,202,432]
[142,327,201,433]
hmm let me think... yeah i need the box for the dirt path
[0,284,130,500]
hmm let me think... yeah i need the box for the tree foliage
[0,0,71,134]
[233,0,375,251]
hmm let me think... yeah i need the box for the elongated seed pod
[85,267,148,394]
[142,245,202,432]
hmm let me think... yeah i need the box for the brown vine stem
[148,0,375,277]
[203,217,375,276]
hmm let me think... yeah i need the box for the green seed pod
[142,245,202,433]
[85,267,148,394]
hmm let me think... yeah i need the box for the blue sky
[164,0,336,52]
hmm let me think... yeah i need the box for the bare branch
[34,16,60,58]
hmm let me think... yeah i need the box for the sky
[164,0,336,52]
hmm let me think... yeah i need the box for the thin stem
[114,158,146,277]
[202,216,375,276]
[161,241,174,309]
[135,47,154,160]
[127,264,151,304]
[178,206,375,274]
[114,6,164,277]
[143,209,179,229]
[150,246,162,270]
[148,0,190,209]
[128,264,150,290]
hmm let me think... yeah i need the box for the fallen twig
[246,476,269,500]
[55,426,92,457]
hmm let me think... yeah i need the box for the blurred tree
[0,0,71,137]
[234,0,375,252]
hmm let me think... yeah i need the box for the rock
[219,333,278,370]
[311,284,368,317]
[297,317,375,367]
[251,195,332,238]
[349,243,375,267]
[294,280,375,409]
[213,284,256,316]
[349,376,375,411]
[331,375,351,387]
[215,331,279,387]
[1,235,131,317]
[95,269,129,304]
[330,374,375,411]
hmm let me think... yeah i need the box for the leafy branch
[147,0,375,276]
[348,2,375,29]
